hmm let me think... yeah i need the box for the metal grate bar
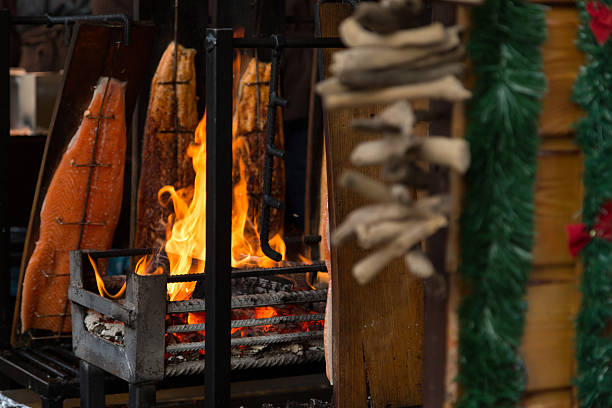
[165,349,325,376]
[167,289,327,314]
[166,313,325,333]
[166,330,324,353]
[166,261,327,283]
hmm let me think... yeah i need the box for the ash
[84,310,125,345]
[166,339,324,365]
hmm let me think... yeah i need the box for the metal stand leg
[129,382,156,408]
[40,396,63,408]
[204,28,233,408]
[79,360,105,408]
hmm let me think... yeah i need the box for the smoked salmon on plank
[21,77,127,333]
[136,42,198,249]
[232,59,285,238]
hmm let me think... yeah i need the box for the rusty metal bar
[166,313,325,333]
[164,350,325,376]
[166,261,327,282]
[166,330,324,353]
[167,289,328,314]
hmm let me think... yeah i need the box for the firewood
[338,62,465,90]
[404,250,435,278]
[330,26,461,75]
[355,220,419,249]
[352,215,447,284]
[439,0,484,4]
[390,184,413,204]
[319,75,471,110]
[351,100,415,135]
[350,135,416,166]
[340,170,413,205]
[418,137,470,173]
[353,0,422,34]
[413,194,452,215]
[382,159,429,187]
[410,46,466,69]
[331,203,416,246]
[339,18,447,48]
[339,170,395,203]
[331,195,450,246]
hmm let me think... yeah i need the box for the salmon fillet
[136,42,198,249]
[21,77,126,333]
[233,58,285,238]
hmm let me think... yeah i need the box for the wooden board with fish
[12,22,154,345]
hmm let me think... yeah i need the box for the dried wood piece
[418,137,470,173]
[409,46,466,69]
[338,62,465,90]
[353,0,422,34]
[382,159,429,187]
[332,194,450,246]
[339,18,447,48]
[319,75,471,110]
[350,135,416,166]
[332,203,415,246]
[356,220,419,249]
[330,26,461,74]
[352,215,447,284]
[339,170,395,203]
[404,250,434,278]
[351,100,415,135]
[390,184,412,204]
[439,0,484,4]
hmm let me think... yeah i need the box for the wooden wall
[521,6,582,407]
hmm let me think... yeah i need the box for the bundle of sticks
[316,0,474,110]
[318,0,473,285]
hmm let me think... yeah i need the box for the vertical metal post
[204,28,233,408]
[0,9,10,347]
[79,361,105,408]
[128,383,156,408]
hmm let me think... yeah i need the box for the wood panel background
[521,7,582,406]
[444,6,584,408]
[319,3,424,407]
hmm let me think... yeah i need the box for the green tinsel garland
[457,0,547,405]
[573,1,612,406]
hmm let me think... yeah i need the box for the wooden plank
[532,138,582,266]
[523,389,573,407]
[530,264,578,282]
[521,282,579,392]
[319,4,423,407]
[12,23,154,345]
[539,8,583,136]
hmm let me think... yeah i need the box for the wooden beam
[318,4,423,407]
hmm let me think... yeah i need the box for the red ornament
[567,201,612,257]
[587,1,612,45]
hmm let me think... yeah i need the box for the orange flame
[135,55,287,302]
[89,255,126,299]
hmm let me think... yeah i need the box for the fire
[124,50,321,351]
[254,307,277,333]
[135,54,286,302]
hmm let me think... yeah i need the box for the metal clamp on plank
[266,144,285,159]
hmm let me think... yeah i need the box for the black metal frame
[203,28,341,407]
